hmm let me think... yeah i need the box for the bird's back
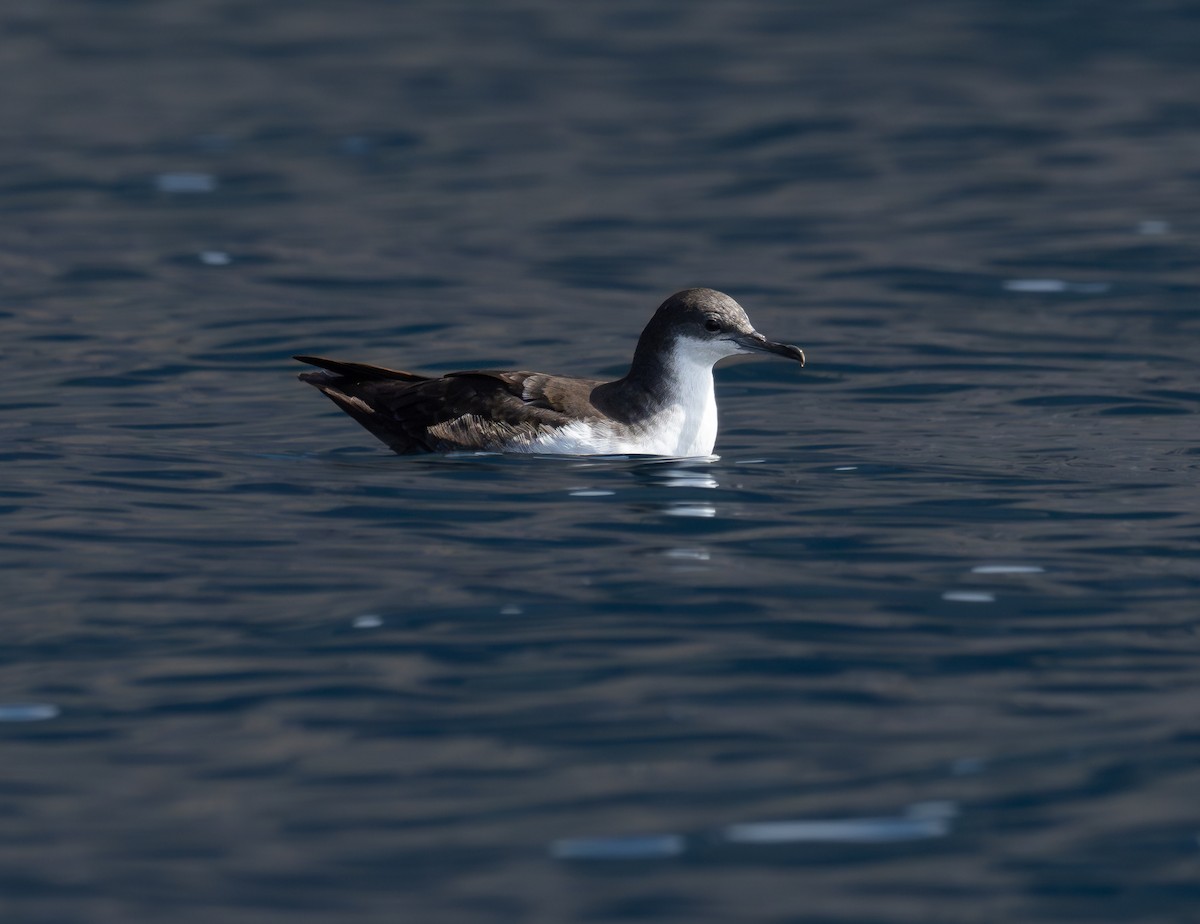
[295,355,600,454]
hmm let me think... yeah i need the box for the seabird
[294,287,805,457]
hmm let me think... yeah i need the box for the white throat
[647,341,722,456]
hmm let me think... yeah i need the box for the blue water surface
[2,2,1199,922]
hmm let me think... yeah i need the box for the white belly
[521,417,712,457]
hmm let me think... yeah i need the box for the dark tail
[293,355,428,453]
[293,355,429,384]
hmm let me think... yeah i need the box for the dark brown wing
[294,356,593,454]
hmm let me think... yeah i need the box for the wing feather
[295,357,600,453]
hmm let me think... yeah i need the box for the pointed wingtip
[290,355,430,383]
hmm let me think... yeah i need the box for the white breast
[643,350,719,456]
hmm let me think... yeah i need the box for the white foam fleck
[352,614,383,629]
[155,172,218,193]
[1005,278,1068,293]
[569,489,614,497]
[500,604,524,616]
[0,703,59,722]
[971,565,1045,575]
[660,470,719,489]
[666,504,717,518]
[725,801,956,845]
[835,465,858,472]
[942,591,996,603]
[1003,278,1110,295]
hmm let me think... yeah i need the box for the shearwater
[294,288,805,457]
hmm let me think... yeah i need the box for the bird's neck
[594,341,718,435]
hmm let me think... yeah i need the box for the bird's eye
[704,318,722,333]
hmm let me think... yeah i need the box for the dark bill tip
[734,332,806,366]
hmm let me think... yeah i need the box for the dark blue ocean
[3,2,1199,922]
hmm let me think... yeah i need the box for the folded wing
[294,355,589,453]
